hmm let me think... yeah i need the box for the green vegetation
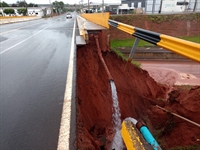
[10,1,38,7]
[146,13,200,24]
[111,36,200,49]
[17,8,27,16]
[0,1,10,7]
[110,38,154,49]
[52,1,65,14]
[113,49,125,59]
[16,1,27,7]
[3,9,15,15]
[112,48,141,68]
[169,145,199,150]
[179,36,200,43]
[131,60,141,68]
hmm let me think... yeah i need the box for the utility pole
[88,0,90,11]
[24,0,28,16]
[193,0,197,12]
[159,0,163,14]
[49,0,53,17]
[102,0,104,12]
[152,0,155,14]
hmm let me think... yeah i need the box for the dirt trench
[75,34,200,150]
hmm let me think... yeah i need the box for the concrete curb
[0,17,41,25]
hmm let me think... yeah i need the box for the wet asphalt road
[0,14,75,149]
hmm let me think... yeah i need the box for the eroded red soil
[76,36,200,150]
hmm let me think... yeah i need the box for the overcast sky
[4,0,120,5]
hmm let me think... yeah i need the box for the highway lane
[0,14,75,149]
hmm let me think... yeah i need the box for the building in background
[1,0,199,16]
[119,0,200,14]
[0,6,53,17]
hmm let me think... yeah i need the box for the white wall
[27,8,44,17]
[161,0,189,12]
[0,7,44,17]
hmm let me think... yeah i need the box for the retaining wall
[109,13,200,40]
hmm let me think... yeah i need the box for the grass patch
[111,36,200,49]
[178,36,200,43]
[131,60,141,68]
[113,49,125,59]
[112,49,141,68]
[110,38,154,49]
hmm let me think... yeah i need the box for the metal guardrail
[108,19,200,63]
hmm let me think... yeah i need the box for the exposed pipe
[156,105,200,128]
[94,35,113,81]
[121,120,146,150]
[136,120,162,150]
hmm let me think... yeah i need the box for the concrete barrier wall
[0,17,39,25]
[81,13,110,28]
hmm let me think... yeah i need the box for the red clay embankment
[75,34,200,149]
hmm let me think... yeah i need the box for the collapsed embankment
[76,35,200,149]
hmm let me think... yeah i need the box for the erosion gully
[75,30,200,150]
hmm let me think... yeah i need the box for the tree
[42,8,47,17]
[28,3,38,7]
[16,1,27,7]
[17,8,27,16]
[3,9,15,15]
[0,1,10,7]
[58,1,64,9]
[52,1,65,13]
[11,4,18,7]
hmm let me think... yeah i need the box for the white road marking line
[57,19,76,150]
[0,25,51,55]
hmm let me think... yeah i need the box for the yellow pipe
[158,35,200,63]
[121,121,146,150]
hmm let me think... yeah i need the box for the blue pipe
[139,126,162,150]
